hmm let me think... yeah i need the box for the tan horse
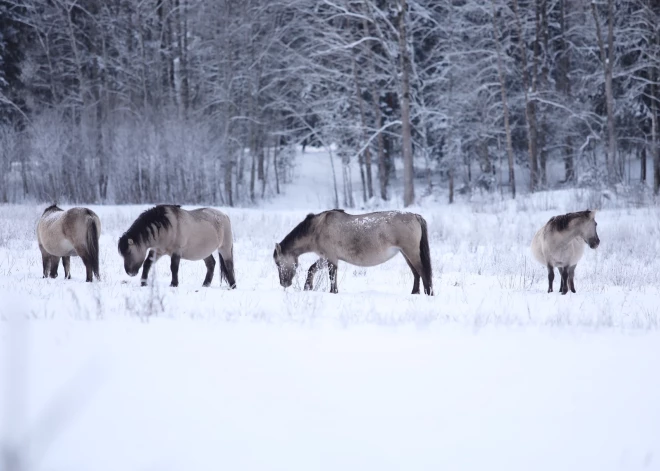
[118,205,236,288]
[37,205,101,282]
[531,210,600,294]
[273,209,433,295]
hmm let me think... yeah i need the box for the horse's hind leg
[41,252,50,278]
[218,246,237,289]
[49,256,61,279]
[328,261,338,294]
[80,255,94,282]
[402,254,421,294]
[170,253,181,287]
[568,265,577,293]
[304,258,326,291]
[546,265,554,293]
[62,256,71,279]
[203,255,216,287]
[558,267,569,295]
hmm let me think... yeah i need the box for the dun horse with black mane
[118,205,236,289]
[531,209,600,294]
[273,209,433,295]
[37,204,101,282]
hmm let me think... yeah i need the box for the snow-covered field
[2,150,660,470]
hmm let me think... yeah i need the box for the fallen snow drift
[1,189,660,470]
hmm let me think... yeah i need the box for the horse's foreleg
[62,256,71,279]
[140,249,160,287]
[547,265,554,293]
[203,255,216,287]
[304,258,326,291]
[49,256,61,279]
[169,253,181,287]
[568,265,577,293]
[559,267,568,295]
[328,261,338,294]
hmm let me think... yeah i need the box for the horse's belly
[42,238,77,257]
[341,246,400,267]
[180,240,219,261]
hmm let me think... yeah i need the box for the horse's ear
[128,238,134,246]
[589,210,597,219]
[274,243,282,257]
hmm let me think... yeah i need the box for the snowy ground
[1,149,660,470]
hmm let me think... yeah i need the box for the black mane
[547,210,591,232]
[43,204,62,215]
[277,209,346,255]
[118,205,179,254]
[278,213,316,254]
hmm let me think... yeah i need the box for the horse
[37,204,101,282]
[531,209,600,295]
[118,205,236,289]
[273,209,433,295]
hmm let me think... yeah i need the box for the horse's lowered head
[273,242,298,288]
[118,234,148,277]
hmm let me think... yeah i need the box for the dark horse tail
[86,212,100,280]
[218,245,237,289]
[417,215,433,295]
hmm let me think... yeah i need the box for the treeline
[0,0,659,206]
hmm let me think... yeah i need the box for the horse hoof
[304,284,312,291]
[547,288,553,293]
[170,283,178,288]
[202,283,211,288]
[140,281,148,287]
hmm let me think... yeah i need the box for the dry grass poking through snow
[0,188,659,330]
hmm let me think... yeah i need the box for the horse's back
[321,210,423,266]
[175,207,232,260]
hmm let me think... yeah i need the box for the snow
[1,149,660,470]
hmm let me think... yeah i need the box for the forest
[0,0,659,206]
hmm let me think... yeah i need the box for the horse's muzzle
[126,269,139,277]
[589,238,600,249]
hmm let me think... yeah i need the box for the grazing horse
[37,204,101,282]
[118,205,236,289]
[531,209,600,295]
[273,209,433,295]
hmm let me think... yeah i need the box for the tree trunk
[641,147,646,183]
[352,56,373,200]
[653,77,660,194]
[398,0,415,207]
[273,141,280,195]
[558,0,574,183]
[537,0,549,187]
[448,168,454,204]
[592,0,617,182]
[512,0,538,191]
[492,0,516,198]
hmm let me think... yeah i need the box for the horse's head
[579,210,600,249]
[273,243,297,288]
[118,234,148,277]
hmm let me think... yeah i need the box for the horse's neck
[286,236,313,257]
[553,226,581,247]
